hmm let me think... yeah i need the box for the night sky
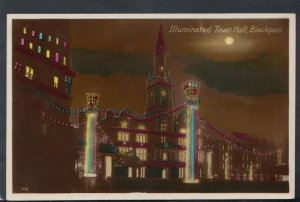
[69,19,289,161]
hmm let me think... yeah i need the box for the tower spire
[154,25,166,78]
[155,24,166,54]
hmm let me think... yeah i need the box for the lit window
[178,151,185,161]
[37,46,42,53]
[63,56,67,65]
[46,50,50,58]
[136,148,147,161]
[39,32,43,40]
[48,35,52,42]
[32,30,35,37]
[20,38,25,46]
[23,27,27,34]
[64,76,72,95]
[55,53,60,63]
[118,132,129,142]
[160,122,167,131]
[161,90,166,97]
[161,136,166,143]
[162,152,168,160]
[53,76,59,88]
[56,37,59,45]
[178,138,186,145]
[25,66,34,80]
[119,146,129,154]
[63,41,67,48]
[160,66,164,71]
[136,134,147,143]
[29,42,33,49]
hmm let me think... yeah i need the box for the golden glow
[224,36,234,45]
[120,120,128,128]
[136,148,147,161]
[160,122,167,131]
[23,27,27,34]
[53,76,59,88]
[25,66,33,80]
[136,134,147,143]
[29,42,33,49]
[118,132,129,141]
[25,66,34,80]
[46,50,50,58]
[63,56,67,65]
[180,128,186,134]
[84,113,92,177]
[118,146,129,154]
[56,37,59,45]
[137,124,145,130]
[161,90,166,97]
[105,156,112,179]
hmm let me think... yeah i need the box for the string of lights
[201,119,276,156]
[14,87,179,118]
[14,88,277,156]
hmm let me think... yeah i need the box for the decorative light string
[200,119,276,156]
[14,88,277,156]
[14,87,181,119]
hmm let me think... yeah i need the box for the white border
[6,13,296,200]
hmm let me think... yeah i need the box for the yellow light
[53,76,59,88]
[225,36,234,45]
[63,56,67,65]
[46,50,50,58]
[23,27,27,34]
[29,42,33,49]
[25,66,34,80]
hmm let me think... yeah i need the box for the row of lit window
[23,64,72,92]
[20,39,67,66]
[118,132,148,143]
[22,27,68,48]
[118,147,147,161]
[136,148,147,161]
[222,144,233,150]
[178,138,186,145]
[222,163,234,170]
[25,65,59,88]
[223,153,233,160]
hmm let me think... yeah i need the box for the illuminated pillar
[182,80,201,183]
[224,152,230,180]
[207,150,213,179]
[249,162,254,181]
[84,93,100,178]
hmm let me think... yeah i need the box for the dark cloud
[174,53,288,96]
[72,48,152,77]
[72,48,288,96]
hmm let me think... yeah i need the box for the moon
[224,36,234,45]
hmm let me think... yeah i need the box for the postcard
[6,14,295,200]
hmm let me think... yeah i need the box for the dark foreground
[76,178,289,193]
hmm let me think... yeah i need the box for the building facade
[75,26,283,183]
[12,20,77,192]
